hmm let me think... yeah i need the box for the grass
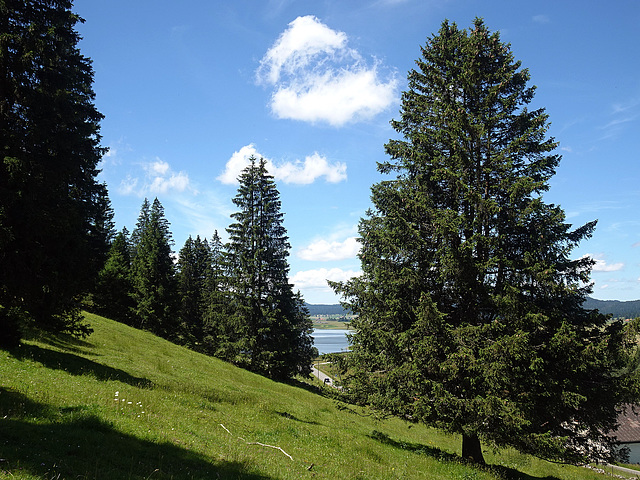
[0,312,617,479]
[311,317,351,329]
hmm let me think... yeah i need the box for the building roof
[614,405,640,444]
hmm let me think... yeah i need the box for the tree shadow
[9,343,152,388]
[0,389,273,479]
[274,410,320,425]
[368,430,562,480]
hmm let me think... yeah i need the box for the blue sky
[74,0,640,304]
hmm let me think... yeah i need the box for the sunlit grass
[0,313,610,479]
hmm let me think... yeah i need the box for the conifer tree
[332,19,638,464]
[0,0,113,344]
[202,230,229,356]
[130,198,177,338]
[176,235,212,347]
[225,157,314,380]
[94,228,135,324]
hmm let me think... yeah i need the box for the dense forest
[584,297,640,319]
[91,159,316,381]
[0,0,314,380]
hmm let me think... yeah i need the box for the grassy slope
[0,313,609,480]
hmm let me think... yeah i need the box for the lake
[312,329,351,354]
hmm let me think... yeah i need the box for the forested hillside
[584,297,640,319]
[308,299,640,319]
[306,304,351,316]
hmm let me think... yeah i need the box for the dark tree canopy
[224,157,315,380]
[0,0,112,344]
[176,235,212,346]
[202,230,230,356]
[130,198,177,338]
[93,228,135,325]
[332,19,638,464]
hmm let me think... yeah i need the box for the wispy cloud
[172,194,232,242]
[532,14,550,24]
[217,144,347,185]
[256,15,398,126]
[119,159,191,196]
[598,96,639,140]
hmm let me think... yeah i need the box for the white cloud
[582,253,624,272]
[274,152,346,184]
[291,267,361,291]
[146,160,170,176]
[217,144,347,185]
[119,158,191,196]
[216,145,258,185]
[258,15,348,85]
[257,15,398,126]
[298,237,360,261]
[271,67,397,126]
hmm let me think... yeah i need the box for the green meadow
[0,313,613,479]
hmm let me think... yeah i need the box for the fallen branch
[246,442,294,461]
[219,424,293,460]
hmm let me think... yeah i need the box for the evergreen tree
[130,198,177,338]
[332,19,638,464]
[0,0,113,345]
[202,230,229,356]
[130,198,151,257]
[225,157,315,380]
[176,235,212,347]
[94,228,135,324]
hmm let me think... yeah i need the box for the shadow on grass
[275,410,320,425]
[9,343,153,388]
[368,430,561,480]
[0,389,272,480]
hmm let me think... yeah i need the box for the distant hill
[584,297,640,319]
[307,299,640,319]
[306,304,351,316]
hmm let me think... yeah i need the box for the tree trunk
[462,433,485,464]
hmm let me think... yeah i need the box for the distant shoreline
[313,324,352,330]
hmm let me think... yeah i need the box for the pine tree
[130,198,177,338]
[0,0,113,345]
[332,19,638,464]
[225,157,315,380]
[176,235,212,347]
[130,198,151,257]
[202,230,229,356]
[93,228,135,325]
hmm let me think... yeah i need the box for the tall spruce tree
[332,19,638,464]
[0,0,113,345]
[93,228,135,325]
[225,157,315,380]
[176,235,212,347]
[202,230,229,356]
[130,198,177,338]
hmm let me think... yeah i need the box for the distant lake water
[312,329,351,354]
